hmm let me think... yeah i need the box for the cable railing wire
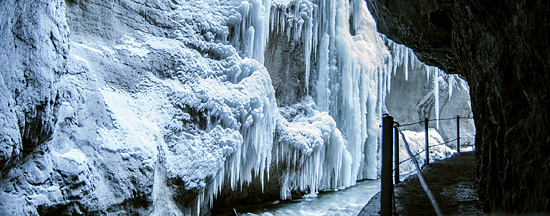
[398,116,474,128]
[397,138,459,165]
[386,115,472,214]
[396,126,443,216]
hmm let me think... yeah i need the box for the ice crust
[0,0,457,215]
[159,0,454,213]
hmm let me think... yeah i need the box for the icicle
[393,44,400,76]
[316,33,330,111]
[403,46,409,81]
[448,75,454,99]
[425,65,430,84]
[235,0,272,63]
[410,50,416,70]
[304,15,313,95]
[281,11,286,33]
[247,26,255,57]
[386,63,392,93]
[433,68,440,129]
[214,0,411,206]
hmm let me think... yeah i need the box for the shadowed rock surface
[366,0,550,213]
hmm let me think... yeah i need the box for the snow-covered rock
[0,0,474,215]
[384,40,476,150]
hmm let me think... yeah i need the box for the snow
[72,55,88,64]
[113,35,151,58]
[397,129,454,174]
[58,148,88,165]
[71,42,105,56]
[97,86,163,157]
[59,0,463,214]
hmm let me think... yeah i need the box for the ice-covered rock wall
[384,40,476,149]
[265,0,390,188]
[1,0,280,214]
[0,0,472,215]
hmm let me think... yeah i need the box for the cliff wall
[367,0,550,212]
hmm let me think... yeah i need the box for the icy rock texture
[1,0,278,215]
[0,0,69,171]
[0,0,469,215]
[384,40,476,149]
[367,0,550,213]
[223,0,392,205]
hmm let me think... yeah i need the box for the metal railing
[380,115,473,216]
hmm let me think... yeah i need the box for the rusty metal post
[457,115,461,153]
[425,118,429,165]
[381,114,394,216]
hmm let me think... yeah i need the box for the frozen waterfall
[0,0,462,215]
[192,0,450,214]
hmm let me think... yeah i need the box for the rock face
[264,30,306,106]
[367,0,550,213]
[0,0,69,172]
[0,0,479,215]
[1,0,280,214]
[0,0,393,215]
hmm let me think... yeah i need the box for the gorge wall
[1,0,476,215]
[1,0,389,214]
[367,0,550,213]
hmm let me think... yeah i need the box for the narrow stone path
[358,151,483,215]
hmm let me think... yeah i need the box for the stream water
[225,179,381,216]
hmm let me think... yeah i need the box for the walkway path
[358,151,483,215]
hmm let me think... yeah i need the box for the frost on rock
[210,0,392,204]
[161,55,278,212]
[0,0,472,215]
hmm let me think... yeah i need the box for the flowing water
[223,179,381,216]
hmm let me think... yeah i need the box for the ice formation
[206,0,452,207]
[385,39,446,128]
[0,0,457,215]
[264,0,391,190]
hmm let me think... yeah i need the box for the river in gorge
[216,179,381,216]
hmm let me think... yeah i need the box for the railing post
[425,118,429,165]
[381,114,394,216]
[457,115,460,153]
[394,125,400,184]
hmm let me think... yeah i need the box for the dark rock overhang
[366,0,455,73]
